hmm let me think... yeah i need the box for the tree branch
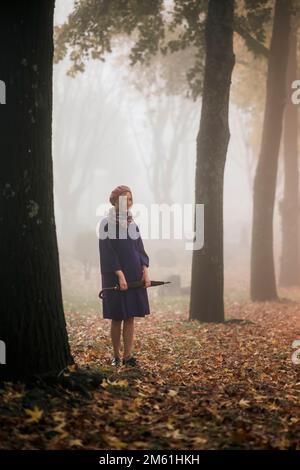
[234,21,269,59]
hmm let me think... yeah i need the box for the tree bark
[250,0,291,301]
[0,1,73,379]
[189,0,235,322]
[279,24,300,287]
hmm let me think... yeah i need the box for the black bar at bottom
[0,450,298,467]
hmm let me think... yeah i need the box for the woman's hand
[116,270,128,291]
[141,266,151,288]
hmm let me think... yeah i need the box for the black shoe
[122,356,138,367]
[111,356,121,366]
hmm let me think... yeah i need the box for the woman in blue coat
[99,185,151,367]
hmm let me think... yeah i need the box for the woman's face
[115,191,133,211]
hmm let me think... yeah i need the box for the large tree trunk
[0,1,73,379]
[189,0,235,322]
[250,0,291,301]
[279,24,300,287]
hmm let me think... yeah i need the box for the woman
[98,185,151,367]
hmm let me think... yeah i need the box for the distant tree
[74,231,98,280]
[126,94,199,204]
[251,0,292,301]
[53,62,135,243]
[279,17,300,287]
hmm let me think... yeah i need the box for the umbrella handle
[99,284,119,299]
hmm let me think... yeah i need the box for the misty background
[53,0,284,303]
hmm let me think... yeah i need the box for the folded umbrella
[99,280,171,299]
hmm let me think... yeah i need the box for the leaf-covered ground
[1,293,300,450]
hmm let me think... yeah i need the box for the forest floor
[1,291,300,450]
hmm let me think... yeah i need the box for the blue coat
[99,217,150,320]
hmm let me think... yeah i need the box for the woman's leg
[111,320,122,358]
[123,316,135,359]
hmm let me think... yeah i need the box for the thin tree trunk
[189,0,235,322]
[0,1,73,379]
[279,24,300,287]
[250,0,291,301]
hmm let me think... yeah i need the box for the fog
[53,0,283,301]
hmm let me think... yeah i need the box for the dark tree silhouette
[189,0,235,322]
[0,0,73,379]
[250,0,292,301]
